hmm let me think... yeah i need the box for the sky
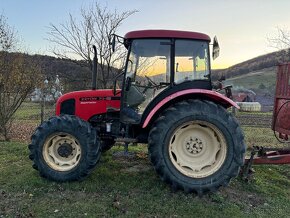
[0,0,290,69]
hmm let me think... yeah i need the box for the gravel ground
[236,113,273,128]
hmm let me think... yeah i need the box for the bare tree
[47,2,137,88]
[0,15,41,140]
[268,27,290,63]
[268,27,290,49]
[0,15,18,51]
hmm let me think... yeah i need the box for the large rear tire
[28,115,101,182]
[148,99,245,195]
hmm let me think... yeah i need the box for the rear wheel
[29,115,101,181]
[148,99,245,195]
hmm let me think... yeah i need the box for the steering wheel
[133,76,159,94]
[145,75,158,87]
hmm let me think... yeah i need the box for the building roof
[233,93,255,102]
[124,29,211,41]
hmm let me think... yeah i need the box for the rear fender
[142,89,238,128]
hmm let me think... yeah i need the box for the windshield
[124,39,171,112]
[126,39,171,84]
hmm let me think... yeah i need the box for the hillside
[224,67,276,111]
[0,51,92,91]
[26,54,92,91]
[213,49,290,81]
[1,52,122,92]
[212,49,290,111]
[225,67,276,91]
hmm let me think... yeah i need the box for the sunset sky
[1,0,290,69]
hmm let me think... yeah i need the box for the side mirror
[212,36,220,60]
[110,34,125,53]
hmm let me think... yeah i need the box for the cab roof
[124,29,211,41]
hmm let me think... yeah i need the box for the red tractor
[29,30,246,195]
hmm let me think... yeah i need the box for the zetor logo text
[79,96,113,104]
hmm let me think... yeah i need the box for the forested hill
[0,52,92,91]
[4,52,123,91]
[2,48,290,91]
[213,49,290,80]
[27,54,92,91]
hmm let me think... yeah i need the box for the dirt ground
[8,121,38,142]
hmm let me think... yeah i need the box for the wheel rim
[42,132,82,172]
[168,121,227,178]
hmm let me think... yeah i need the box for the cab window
[175,40,209,84]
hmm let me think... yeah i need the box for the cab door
[121,39,171,124]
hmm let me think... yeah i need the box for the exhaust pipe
[92,45,98,90]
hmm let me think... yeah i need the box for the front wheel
[148,100,246,195]
[28,115,101,181]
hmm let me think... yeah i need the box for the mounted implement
[242,63,290,180]
[29,30,246,195]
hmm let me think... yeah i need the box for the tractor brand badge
[79,96,120,104]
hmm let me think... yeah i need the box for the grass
[15,101,54,121]
[1,126,290,217]
[14,102,41,120]
[225,67,276,91]
[243,127,283,148]
[236,111,273,116]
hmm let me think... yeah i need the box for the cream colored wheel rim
[169,121,227,178]
[42,132,82,172]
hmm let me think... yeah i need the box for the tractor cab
[114,30,216,124]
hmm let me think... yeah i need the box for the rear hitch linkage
[241,145,290,181]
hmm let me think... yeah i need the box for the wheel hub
[185,137,203,154]
[169,121,227,178]
[57,143,73,158]
[42,133,82,172]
